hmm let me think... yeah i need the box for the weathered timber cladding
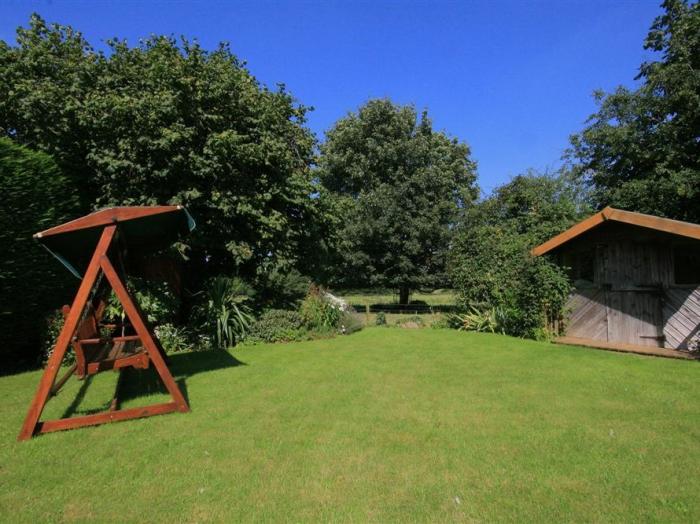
[663,288,700,349]
[566,289,607,341]
[555,221,699,351]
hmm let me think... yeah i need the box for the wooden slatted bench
[61,304,150,377]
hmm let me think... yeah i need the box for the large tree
[569,0,699,222]
[0,14,317,282]
[318,99,478,303]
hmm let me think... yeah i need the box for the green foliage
[569,0,700,222]
[479,169,592,243]
[0,138,80,368]
[299,285,342,331]
[40,309,74,366]
[375,312,387,326]
[104,278,180,327]
[154,323,196,353]
[318,99,478,303]
[246,309,306,344]
[0,14,317,281]
[512,256,572,340]
[256,267,311,309]
[449,306,509,334]
[449,171,581,338]
[195,276,254,349]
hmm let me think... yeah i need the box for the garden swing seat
[60,301,148,378]
[19,205,195,441]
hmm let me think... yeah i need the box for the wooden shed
[532,207,700,357]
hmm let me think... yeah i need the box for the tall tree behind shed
[569,0,699,222]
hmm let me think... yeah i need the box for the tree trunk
[399,285,410,305]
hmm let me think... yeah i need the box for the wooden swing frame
[18,208,192,441]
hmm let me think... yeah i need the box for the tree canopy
[0,14,317,281]
[318,99,478,303]
[569,0,699,222]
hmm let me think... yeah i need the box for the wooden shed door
[565,289,664,347]
[605,291,664,347]
[566,289,608,341]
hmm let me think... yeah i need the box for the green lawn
[1,328,699,522]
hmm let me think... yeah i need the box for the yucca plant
[195,276,254,349]
[449,305,509,335]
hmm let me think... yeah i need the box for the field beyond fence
[338,289,458,315]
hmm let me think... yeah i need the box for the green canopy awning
[35,206,195,278]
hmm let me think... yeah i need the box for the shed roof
[531,207,700,256]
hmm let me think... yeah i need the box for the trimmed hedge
[0,138,80,370]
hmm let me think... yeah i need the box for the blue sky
[0,0,662,194]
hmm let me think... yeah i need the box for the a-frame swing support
[18,224,189,441]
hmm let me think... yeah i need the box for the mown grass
[1,328,699,522]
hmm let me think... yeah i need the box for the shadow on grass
[120,350,246,405]
[169,349,246,379]
[62,350,246,416]
[61,375,113,418]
